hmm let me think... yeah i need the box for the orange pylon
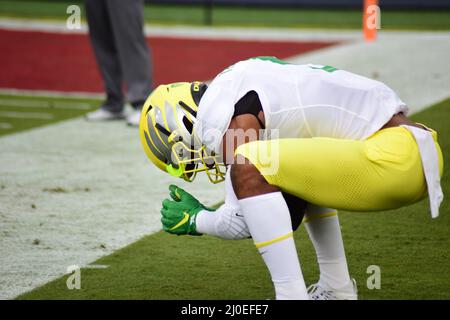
[363,0,379,42]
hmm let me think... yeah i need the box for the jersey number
[220,56,338,75]
[252,56,338,73]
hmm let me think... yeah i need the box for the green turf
[0,94,100,137]
[1,0,450,30]
[16,98,450,300]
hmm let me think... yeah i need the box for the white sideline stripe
[1,17,450,42]
[0,122,12,129]
[0,98,92,110]
[0,88,103,100]
[83,264,109,270]
[0,111,54,119]
[0,17,358,41]
[145,25,360,41]
[0,18,88,34]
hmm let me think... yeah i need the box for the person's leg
[85,0,124,112]
[303,205,353,294]
[106,0,152,108]
[231,127,436,299]
[231,163,309,300]
[235,127,428,212]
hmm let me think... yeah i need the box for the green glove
[160,185,208,235]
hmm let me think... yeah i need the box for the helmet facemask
[164,107,226,184]
[168,137,226,184]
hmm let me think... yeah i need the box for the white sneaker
[126,108,141,127]
[307,278,358,300]
[85,108,126,121]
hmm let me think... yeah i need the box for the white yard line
[0,122,12,129]
[0,88,103,100]
[83,265,109,270]
[0,98,92,110]
[0,111,54,119]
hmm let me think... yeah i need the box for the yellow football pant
[235,126,443,212]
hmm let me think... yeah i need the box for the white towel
[402,125,443,218]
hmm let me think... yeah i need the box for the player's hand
[160,185,206,235]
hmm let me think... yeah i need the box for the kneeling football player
[139,57,444,300]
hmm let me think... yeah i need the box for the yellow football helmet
[139,81,226,184]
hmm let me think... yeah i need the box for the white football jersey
[194,57,408,153]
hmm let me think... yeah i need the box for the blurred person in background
[84,0,152,126]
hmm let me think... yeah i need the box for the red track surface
[0,29,337,93]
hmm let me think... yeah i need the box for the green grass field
[7,96,449,300]
[0,94,99,137]
[1,0,450,30]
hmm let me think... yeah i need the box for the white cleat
[307,278,358,300]
[85,108,126,121]
[126,108,141,127]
